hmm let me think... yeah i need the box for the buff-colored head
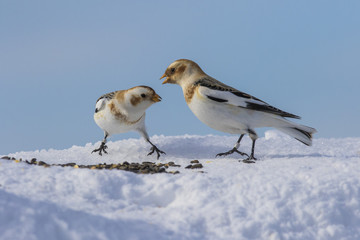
[160,59,205,86]
[116,86,161,113]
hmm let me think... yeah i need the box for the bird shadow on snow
[0,189,179,240]
[157,136,232,159]
[262,153,333,159]
[155,136,335,160]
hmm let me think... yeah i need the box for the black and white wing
[195,77,300,119]
[95,91,116,113]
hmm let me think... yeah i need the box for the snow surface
[1,131,360,240]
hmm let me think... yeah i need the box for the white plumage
[161,59,316,162]
[92,86,165,159]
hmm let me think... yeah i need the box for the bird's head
[160,59,205,87]
[125,86,161,112]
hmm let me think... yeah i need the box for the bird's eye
[141,94,146,98]
[170,68,175,73]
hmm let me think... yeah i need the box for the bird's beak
[160,73,170,84]
[152,93,162,102]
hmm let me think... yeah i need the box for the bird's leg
[92,133,109,156]
[242,139,257,163]
[216,134,249,157]
[147,139,166,159]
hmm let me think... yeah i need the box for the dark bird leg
[242,139,257,164]
[216,134,249,158]
[147,139,165,159]
[92,132,109,156]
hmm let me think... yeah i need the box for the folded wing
[195,77,300,119]
[95,91,116,113]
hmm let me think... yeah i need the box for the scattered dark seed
[190,160,199,164]
[120,166,128,170]
[242,160,256,164]
[142,161,154,165]
[191,164,203,169]
[129,166,140,171]
[185,165,192,169]
[1,157,181,174]
[140,169,150,174]
[64,163,76,167]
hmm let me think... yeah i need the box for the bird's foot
[147,145,166,160]
[91,142,108,156]
[216,148,249,158]
[241,155,257,164]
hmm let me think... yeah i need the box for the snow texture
[1,131,360,240]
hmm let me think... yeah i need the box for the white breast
[94,101,145,136]
[187,90,246,134]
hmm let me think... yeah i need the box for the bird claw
[241,155,257,164]
[91,143,108,156]
[147,146,166,159]
[216,148,249,158]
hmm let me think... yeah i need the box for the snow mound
[1,132,360,240]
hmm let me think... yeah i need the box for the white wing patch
[95,91,116,113]
[95,98,107,113]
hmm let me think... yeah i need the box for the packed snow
[1,131,360,240]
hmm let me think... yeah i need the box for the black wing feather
[245,102,300,119]
[195,77,300,119]
[96,91,116,103]
[95,91,116,113]
[206,95,228,103]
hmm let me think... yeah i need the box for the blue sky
[1,1,360,154]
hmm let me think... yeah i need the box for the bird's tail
[275,123,317,146]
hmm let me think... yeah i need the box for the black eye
[141,94,146,98]
[170,68,175,73]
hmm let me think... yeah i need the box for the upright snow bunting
[92,86,165,159]
[161,59,316,162]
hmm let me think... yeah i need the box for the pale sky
[1,1,360,154]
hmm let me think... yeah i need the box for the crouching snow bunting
[161,59,316,163]
[92,86,165,159]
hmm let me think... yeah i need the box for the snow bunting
[92,86,165,159]
[161,59,316,162]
